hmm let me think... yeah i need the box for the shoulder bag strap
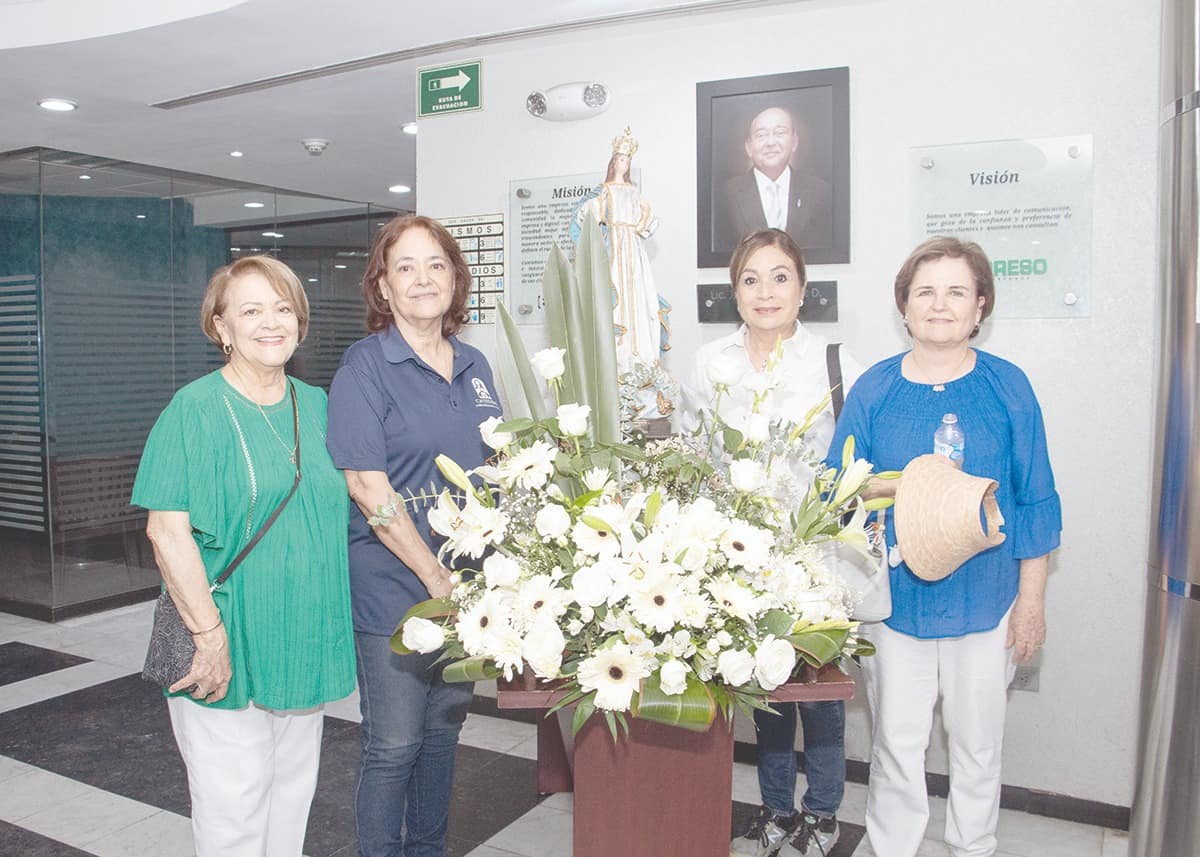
[210,383,302,592]
[826,342,844,421]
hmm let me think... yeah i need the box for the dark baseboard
[472,696,1131,832]
[0,586,160,623]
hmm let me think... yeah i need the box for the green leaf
[442,657,502,683]
[759,609,796,638]
[841,435,856,471]
[496,302,547,421]
[643,490,662,529]
[578,513,613,532]
[632,672,717,732]
[722,427,744,454]
[861,497,894,511]
[570,489,604,510]
[597,441,647,462]
[571,693,597,735]
[541,245,586,409]
[785,628,851,668]
[496,417,536,433]
[575,212,621,444]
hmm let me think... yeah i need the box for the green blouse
[132,370,355,710]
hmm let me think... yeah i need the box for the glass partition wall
[0,148,400,619]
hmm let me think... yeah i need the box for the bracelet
[190,617,223,636]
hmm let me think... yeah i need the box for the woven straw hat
[893,454,1006,581]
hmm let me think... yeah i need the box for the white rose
[659,659,689,695]
[400,617,445,654]
[571,564,613,607]
[753,636,798,691]
[556,403,591,437]
[717,648,756,687]
[729,459,767,493]
[705,353,744,388]
[579,605,595,622]
[744,412,770,445]
[716,629,733,647]
[706,637,722,654]
[567,618,584,635]
[535,504,572,541]
[482,553,521,589]
[522,621,566,678]
[531,347,566,382]
[479,416,514,450]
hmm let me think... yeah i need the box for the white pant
[167,697,325,857]
[860,612,1016,857]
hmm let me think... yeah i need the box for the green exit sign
[417,61,482,117]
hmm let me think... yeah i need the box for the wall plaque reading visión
[910,135,1093,318]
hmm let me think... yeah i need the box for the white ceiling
[0,0,785,208]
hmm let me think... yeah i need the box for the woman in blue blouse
[326,215,502,857]
[829,237,1061,857]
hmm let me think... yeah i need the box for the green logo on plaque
[418,61,482,117]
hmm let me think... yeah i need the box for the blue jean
[754,700,845,818]
[354,632,474,857]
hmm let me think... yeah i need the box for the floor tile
[0,819,94,856]
[464,844,527,857]
[84,809,194,857]
[0,753,35,783]
[18,786,160,847]
[0,660,135,715]
[995,807,1105,857]
[483,802,574,857]
[0,767,91,822]
[0,642,90,686]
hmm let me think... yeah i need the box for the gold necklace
[228,366,297,463]
[909,348,971,392]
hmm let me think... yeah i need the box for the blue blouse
[827,350,1061,638]
[326,326,502,635]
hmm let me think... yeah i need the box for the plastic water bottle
[934,413,964,468]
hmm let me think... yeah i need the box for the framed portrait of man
[696,67,850,267]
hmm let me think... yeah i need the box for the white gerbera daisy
[577,642,652,711]
[706,575,760,622]
[719,520,774,571]
[627,566,682,634]
[511,574,568,630]
[456,589,512,657]
[499,440,557,491]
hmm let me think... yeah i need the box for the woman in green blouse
[132,256,355,857]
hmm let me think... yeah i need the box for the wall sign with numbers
[440,214,504,325]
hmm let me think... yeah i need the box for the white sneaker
[730,805,799,857]
[778,812,839,857]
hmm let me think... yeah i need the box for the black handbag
[142,384,301,688]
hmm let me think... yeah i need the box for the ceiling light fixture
[307,278,318,283]
[262,231,283,238]
[230,247,241,251]
[78,174,91,180]
[39,98,77,112]
[388,184,411,194]
[402,122,418,135]
[243,201,265,208]
[136,214,147,219]
[334,264,348,269]
[230,151,244,158]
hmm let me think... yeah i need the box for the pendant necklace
[229,365,297,463]
[910,348,971,393]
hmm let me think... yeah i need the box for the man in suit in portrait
[716,106,833,252]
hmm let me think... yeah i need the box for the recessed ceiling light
[334,264,348,269]
[243,201,265,208]
[262,231,283,238]
[39,98,77,112]
[136,214,147,219]
[78,174,91,180]
[307,278,318,283]
[250,246,261,251]
[402,122,418,135]
[388,184,411,194]
[230,151,244,158]
[230,247,241,251]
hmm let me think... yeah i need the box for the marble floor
[0,602,1129,857]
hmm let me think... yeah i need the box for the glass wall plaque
[910,135,1093,318]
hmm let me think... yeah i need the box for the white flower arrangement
[390,340,890,738]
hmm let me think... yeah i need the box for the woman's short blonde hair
[199,255,310,351]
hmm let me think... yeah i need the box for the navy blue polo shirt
[326,325,502,634]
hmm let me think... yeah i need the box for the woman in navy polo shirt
[326,215,502,857]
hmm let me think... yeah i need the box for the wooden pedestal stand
[497,664,855,857]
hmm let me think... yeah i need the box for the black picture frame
[696,67,850,268]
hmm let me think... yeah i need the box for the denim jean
[354,632,474,857]
[754,700,846,818]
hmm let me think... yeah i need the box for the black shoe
[779,812,839,856]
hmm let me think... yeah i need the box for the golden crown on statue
[611,126,638,157]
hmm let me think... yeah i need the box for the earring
[971,323,981,337]
[222,343,232,356]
